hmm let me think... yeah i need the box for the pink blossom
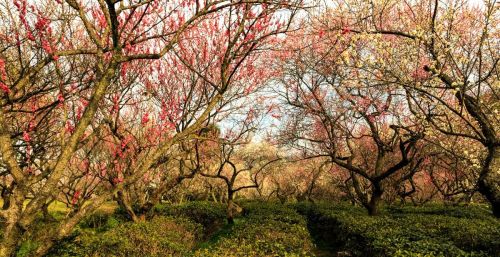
[26,31,35,41]
[0,59,6,79]
[34,17,49,31]
[113,177,124,184]
[141,113,150,124]
[41,40,53,54]
[71,190,81,205]
[0,82,9,94]
[65,121,75,134]
[23,131,31,142]
[318,29,326,38]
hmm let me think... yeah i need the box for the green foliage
[33,201,500,257]
[153,201,226,233]
[79,212,122,232]
[193,201,315,257]
[295,202,500,257]
[48,216,202,257]
[16,240,39,257]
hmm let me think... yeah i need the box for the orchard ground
[1,0,499,256]
[8,200,499,257]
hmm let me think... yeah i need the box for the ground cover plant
[22,201,498,257]
[295,202,500,257]
[192,202,316,257]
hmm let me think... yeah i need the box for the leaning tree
[0,0,301,255]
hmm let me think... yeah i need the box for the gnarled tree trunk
[117,190,139,222]
[478,146,500,217]
[227,191,235,224]
[0,191,25,257]
[367,182,383,216]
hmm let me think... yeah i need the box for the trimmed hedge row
[47,201,226,257]
[47,216,201,257]
[38,201,500,257]
[192,201,316,257]
[153,201,227,237]
[295,202,500,257]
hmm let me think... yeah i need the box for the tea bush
[153,201,226,232]
[295,202,500,257]
[193,202,315,257]
[36,201,500,257]
[48,216,201,257]
[78,212,123,232]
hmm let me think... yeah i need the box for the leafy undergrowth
[153,201,227,239]
[47,201,316,257]
[47,201,224,257]
[47,216,202,257]
[295,202,500,257]
[40,201,500,257]
[192,201,316,257]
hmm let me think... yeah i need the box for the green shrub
[16,240,39,257]
[79,212,123,232]
[36,201,500,257]
[386,203,494,219]
[49,216,202,257]
[241,201,308,225]
[154,201,226,238]
[193,202,315,257]
[294,202,500,257]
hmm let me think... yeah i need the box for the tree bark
[117,190,139,222]
[31,220,79,257]
[0,216,21,257]
[211,191,218,203]
[42,201,56,222]
[478,146,500,217]
[0,193,24,257]
[455,92,499,217]
[1,187,10,210]
[227,191,235,224]
[367,182,383,216]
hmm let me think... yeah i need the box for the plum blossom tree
[275,23,426,215]
[0,0,301,255]
[101,4,298,220]
[199,101,282,223]
[321,0,499,216]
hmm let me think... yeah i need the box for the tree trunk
[31,220,79,257]
[0,217,21,257]
[478,146,500,218]
[367,182,383,216]
[1,187,10,210]
[350,172,369,208]
[211,191,218,203]
[454,92,499,217]
[227,191,235,224]
[42,201,56,222]
[0,195,24,257]
[117,190,139,222]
